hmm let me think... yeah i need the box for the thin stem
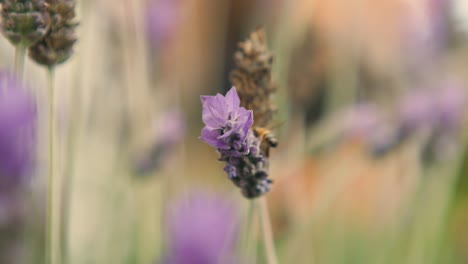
[243,201,254,249]
[46,67,59,264]
[258,197,278,264]
[60,85,79,264]
[14,45,26,80]
[242,200,257,260]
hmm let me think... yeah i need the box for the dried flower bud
[229,28,276,128]
[1,0,50,47]
[28,0,77,66]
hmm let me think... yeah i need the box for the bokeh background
[1,0,468,263]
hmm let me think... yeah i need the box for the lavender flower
[0,72,36,190]
[435,79,466,129]
[400,0,452,75]
[399,82,466,133]
[0,72,36,263]
[397,80,466,162]
[161,192,239,264]
[425,81,466,161]
[146,0,180,48]
[157,111,186,145]
[200,87,272,198]
[201,87,253,153]
[399,88,437,131]
[343,103,380,139]
[342,103,404,157]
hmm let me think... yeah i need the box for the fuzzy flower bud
[1,0,50,47]
[28,0,77,66]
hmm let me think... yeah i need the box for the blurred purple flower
[146,0,181,47]
[398,79,466,162]
[133,111,186,176]
[162,192,239,264]
[399,88,436,131]
[427,0,452,51]
[401,0,452,73]
[343,103,380,139]
[0,72,36,190]
[399,80,466,132]
[342,103,403,157]
[427,80,466,161]
[0,191,26,231]
[434,79,466,129]
[201,87,254,154]
[155,111,185,145]
[0,72,35,264]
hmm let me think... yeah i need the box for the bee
[253,127,278,158]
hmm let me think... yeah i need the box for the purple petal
[201,95,228,127]
[211,94,229,120]
[200,127,230,149]
[237,108,254,141]
[244,110,254,134]
[225,87,241,112]
[201,96,223,127]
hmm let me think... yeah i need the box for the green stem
[258,197,278,264]
[243,200,256,258]
[14,45,26,80]
[46,67,59,264]
[60,88,79,264]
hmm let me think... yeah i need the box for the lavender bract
[162,192,239,264]
[200,87,272,198]
[201,87,253,152]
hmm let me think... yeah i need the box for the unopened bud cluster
[1,0,49,46]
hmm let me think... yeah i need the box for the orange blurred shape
[269,140,420,234]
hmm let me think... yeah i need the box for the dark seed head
[254,170,268,179]
[28,0,77,66]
